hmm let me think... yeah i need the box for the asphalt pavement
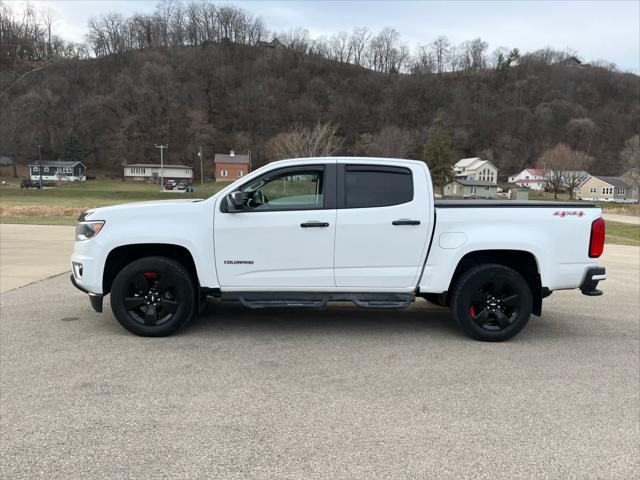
[1,243,638,479]
[602,213,640,225]
[0,224,74,292]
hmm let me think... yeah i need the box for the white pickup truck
[71,157,606,341]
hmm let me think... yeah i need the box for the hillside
[1,40,638,177]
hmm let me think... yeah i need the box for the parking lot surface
[0,224,74,292]
[1,245,639,479]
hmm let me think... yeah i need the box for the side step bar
[222,292,415,310]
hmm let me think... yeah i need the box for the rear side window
[344,165,413,208]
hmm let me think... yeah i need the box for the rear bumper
[70,274,104,312]
[580,267,606,296]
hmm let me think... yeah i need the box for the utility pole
[198,147,204,187]
[154,144,168,192]
[36,145,42,189]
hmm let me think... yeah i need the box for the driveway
[603,213,640,225]
[1,237,638,479]
[0,224,74,292]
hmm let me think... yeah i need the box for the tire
[110,256,197,337]
[451,263,532,342]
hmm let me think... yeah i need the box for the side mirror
[226,191,248,212]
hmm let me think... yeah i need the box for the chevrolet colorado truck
[71,157,606,341]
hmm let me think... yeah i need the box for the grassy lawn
[606,221,640,247]
[0,179,230,224]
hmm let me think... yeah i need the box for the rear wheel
[110,256,196,337]
[451,264,532,342]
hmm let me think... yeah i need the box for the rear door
[214,162,337,289]
[334,161,431,289]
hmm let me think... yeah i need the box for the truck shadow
[184,299,460,338]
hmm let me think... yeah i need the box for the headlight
[76,221,105,241]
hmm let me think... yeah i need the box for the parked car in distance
[164,180,177,190]
[176,181,186,190]
[71,157,607,342]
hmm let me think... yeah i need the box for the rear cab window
[342,164,413,208]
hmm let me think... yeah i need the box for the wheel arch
[103,243,199,295]
[447,249,544,316]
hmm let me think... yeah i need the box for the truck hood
[85,198,205,220]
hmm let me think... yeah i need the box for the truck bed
[435,200,597,208]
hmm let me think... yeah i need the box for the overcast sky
[10,0,640,73]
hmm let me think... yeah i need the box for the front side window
[239,169,324,211]
[344,165,413,208]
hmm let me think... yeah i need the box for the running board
[222,292,415,310]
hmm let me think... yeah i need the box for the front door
[214,163,337,289]
[334,162,431,289]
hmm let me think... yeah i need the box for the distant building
[257,38,283,49]
[124,164,193,183]
[29,160,86,182]
[576,175,638,203]
[0,155,14,166]
[508,168,548,191]
[214,150,250,181]
[444,179,499,199]
[508,168,590,191]
[453,157,498,184]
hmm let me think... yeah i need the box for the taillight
[589,218,605,258]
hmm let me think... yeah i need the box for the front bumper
[580,267,606,296]
[70,274,104,312]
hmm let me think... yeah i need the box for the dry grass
[0,205,85,218]
[601,204,640,216]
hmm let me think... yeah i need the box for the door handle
[300,221,330,228]
[392,219,421,226]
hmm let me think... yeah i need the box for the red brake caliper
[469,306,476,318]
[143,272,157,279]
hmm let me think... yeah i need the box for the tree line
[0,0,638,186]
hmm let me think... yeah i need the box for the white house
[124,164,193,182]
[29,160,86,182]
[508,168,549,190]
[453,157,499,184]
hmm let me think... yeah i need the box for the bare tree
[538,143,593,199]
[270,122,343,159]
[413,45,435,74]
[368,126,415,158]
[349,27,370,67]
[620,135,640,201]
[567,117,597,155]
[430,35,450,74]
[328,31,352,63]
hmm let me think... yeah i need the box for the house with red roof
[508,168,549,190]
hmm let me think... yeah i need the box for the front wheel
[451,264,532,342]
[110,256,197,337]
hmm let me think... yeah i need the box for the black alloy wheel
[110,256,196,336]
[451,264,533,342]
[124,271,179,326]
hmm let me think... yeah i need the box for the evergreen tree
[423,117,455,196]
[59,133,82,163]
